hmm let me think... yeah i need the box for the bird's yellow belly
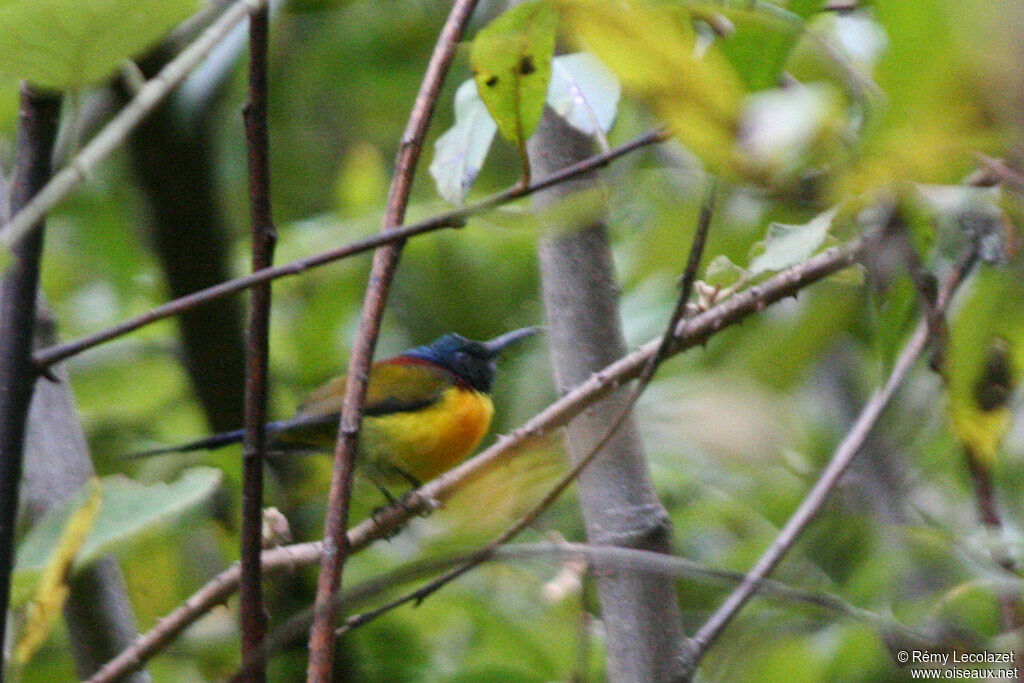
[361,387,494,483]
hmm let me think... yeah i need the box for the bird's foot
[417,494,443,516]
[393,490,426,517]
[370,505,405,539]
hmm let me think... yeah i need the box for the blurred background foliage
[1,0,1023,679]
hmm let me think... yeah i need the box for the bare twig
[964,452,1024,634]
[33,128,667,371]
[87,240,860,682]
[0,86,61,672]
[681,248,976,676]
[976,154,1024,194]
[306,0,481,679]
[239,5,275,680]
[0,0,268,254]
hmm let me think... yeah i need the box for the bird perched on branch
[133,327,539,495]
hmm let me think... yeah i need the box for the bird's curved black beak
[482,326,541,358]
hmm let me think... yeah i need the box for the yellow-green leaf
[946,260,1024,467]
[470,0,558,150]
[13,478,101,667]
[557,0,744,176]
[0,0,201,90]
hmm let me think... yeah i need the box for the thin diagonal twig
[32,128,667,371]
[306,0,481,678]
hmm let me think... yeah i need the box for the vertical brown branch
[964,452,1024,635]
[0,85,61,668]
[305,1,481,679]
[240,6,276,680]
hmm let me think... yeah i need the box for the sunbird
[134,327,538,493]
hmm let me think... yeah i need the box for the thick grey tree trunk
[529,109,687,681]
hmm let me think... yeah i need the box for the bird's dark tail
[126,413,339,459]
[128,420,291,459]
[127,429,247,458]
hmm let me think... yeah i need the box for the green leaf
[686,0,811,91]
[470,0,558,149]
[0,0,201,89]
[430,79,499,205]
[557,0,744,176]
[787,11,887,97]
[13,467,221,605]
[703,254,746,290]
[547,52,620,136]
[432,51,619,205]
[748,208,836,275]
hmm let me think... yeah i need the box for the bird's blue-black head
[404,327,538,393]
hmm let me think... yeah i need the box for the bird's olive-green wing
[295,361,452,419]
[274,362,452,451]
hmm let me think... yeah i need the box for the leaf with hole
[431,52,619,204]
[470,0,558,150]
[946,260,1024,467]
